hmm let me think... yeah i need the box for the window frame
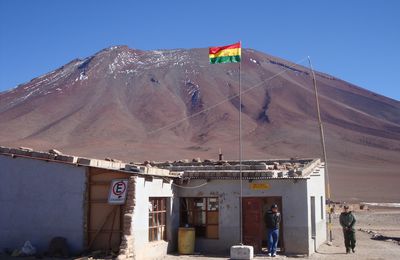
[148,197,167,242]
[180,197,219,239]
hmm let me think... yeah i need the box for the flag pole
[307,56,333,243]
[239,41,243,245]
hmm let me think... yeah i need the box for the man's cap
[271,204,278,209]
[343,205,349,209]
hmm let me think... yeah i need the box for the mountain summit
[1,45,399,201]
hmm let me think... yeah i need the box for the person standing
[339,205,356,253]
[264,204,281,257]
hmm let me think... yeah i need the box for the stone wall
[118,176,136,259]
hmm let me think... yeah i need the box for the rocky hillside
[1,46,399,202]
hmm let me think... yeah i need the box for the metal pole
[239,41,243,245]
[307,56,333,243]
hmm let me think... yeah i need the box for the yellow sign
[250,182,270,190]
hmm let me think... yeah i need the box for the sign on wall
[108,179,129,204]
[249,182,270,190]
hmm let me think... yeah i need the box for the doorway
[242,197,284,253]
[86,168,128,251]
[310,196,316,252]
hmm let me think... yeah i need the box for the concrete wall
[131,176,176,260]
[176,178,310,255]
[0,155,86,254]
[307,165,327,253]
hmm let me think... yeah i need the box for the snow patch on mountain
[0,59,85,112]
[108,50,140,74]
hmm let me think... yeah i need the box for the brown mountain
[1,46,399,202]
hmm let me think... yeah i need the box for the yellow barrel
[178,227,195,254]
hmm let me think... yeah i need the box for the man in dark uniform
[264,204,281,257]
[339,205,356,253]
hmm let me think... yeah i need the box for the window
[320,196,324,220]
[180,197,219,239]
[149,197,167,242]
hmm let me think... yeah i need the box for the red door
[242,198,263,252]
[243,197,284,253]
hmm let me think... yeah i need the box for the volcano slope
[1,46,399,202]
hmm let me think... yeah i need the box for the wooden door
[87,168,129,251]
[243,197,284,253]
[242,198,263,252]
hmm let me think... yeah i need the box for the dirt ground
[1,208,399,260]
[164,207,400,260]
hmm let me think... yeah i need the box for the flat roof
[0,145,178,178]
[153,158,323,180]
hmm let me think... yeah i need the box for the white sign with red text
[108,179,128,204]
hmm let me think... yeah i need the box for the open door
[243,197,284,254]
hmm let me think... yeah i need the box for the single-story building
[155,158,327,255]
[0,146,179,259]
[1,146,326,259]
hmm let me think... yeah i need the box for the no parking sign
[108,179,128,204]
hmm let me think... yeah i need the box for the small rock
[105,158,122,163]
[19,147,33,152]
[265,171,274,177]
[47,237,69,257]
[288,169,296,177]
[48,149,62,155]
[91,250,103,258]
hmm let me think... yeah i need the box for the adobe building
[0,146,179,259]
[156,158,327,255]
[0,146,326,259]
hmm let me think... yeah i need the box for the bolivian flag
[209,42,241,64]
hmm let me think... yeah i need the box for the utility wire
[147,57,309,136]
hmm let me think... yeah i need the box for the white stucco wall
[131,176,176,260]
[307,165,327,253]
[176,178,311,255]
[0,155,86,253]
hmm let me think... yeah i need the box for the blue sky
[0,0,399,100]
